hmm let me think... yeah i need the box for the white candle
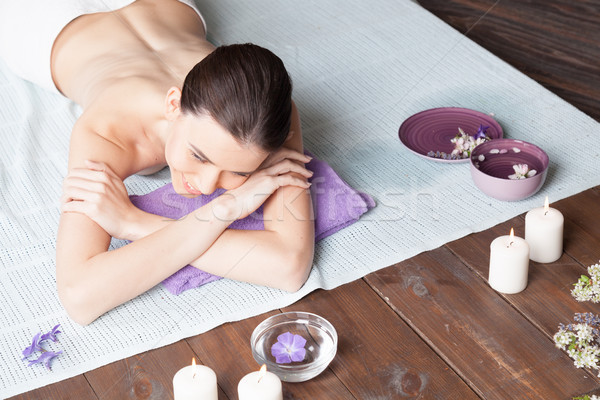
[238,365,283,400]
[173,359,218,400]
[488,228,530,294]
[525,196,564,263]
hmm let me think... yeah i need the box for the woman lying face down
[56,42,315,325]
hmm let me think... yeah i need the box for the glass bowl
[470,138,549,201]
[250,311,338,382]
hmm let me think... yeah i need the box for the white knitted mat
[1,0,599,397]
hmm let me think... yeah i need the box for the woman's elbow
[280,247,314,292]
[57,282,97,326]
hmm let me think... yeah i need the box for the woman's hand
[216,148,313,221]
[60,160,141,240]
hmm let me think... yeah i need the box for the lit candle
[238,365,283,400]
[488,228,530,294]
[173,358,218,400]
[525,196,564,263]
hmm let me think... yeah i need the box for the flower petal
[275,353,292,364]
[277,332,295,348]
[291,334,307,349]
[40,324,62,343]
[271,341,287,356]
[22,332,43,359]
[27,350,62,370]
[290,347,306,362]
[271,341,292,363]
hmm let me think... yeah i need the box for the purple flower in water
[40,324,61,343]
[27,350,63,370]
[271,332,306,364]
[474,124,490,140]
[22,332,44,359]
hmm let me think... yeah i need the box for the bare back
[51,0,214,177]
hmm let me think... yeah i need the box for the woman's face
[165,113,268,197]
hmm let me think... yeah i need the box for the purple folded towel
[129,152,375,294]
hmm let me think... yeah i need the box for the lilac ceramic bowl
[470,139,549,201]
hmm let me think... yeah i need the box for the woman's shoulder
[70,89,166,179]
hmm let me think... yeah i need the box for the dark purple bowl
[470,139,549,201]
[398,107,503,163]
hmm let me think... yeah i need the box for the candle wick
[544,210,548,216]
[258,375,264,384]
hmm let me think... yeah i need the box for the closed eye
[190,148,251,177]
[191,151,207,162]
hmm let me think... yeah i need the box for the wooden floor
[12,1,600,399]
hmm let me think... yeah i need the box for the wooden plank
[418,0,600,121]
[6,376,98,400]
[556,188,600,266]
[281,283,479,399]
[187,310,355,399]
[84,340,229,400]
[364,246,600,398]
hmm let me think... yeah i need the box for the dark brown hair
[180,43,293,152]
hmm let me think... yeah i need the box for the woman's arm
[124,102,314,290]
[57,104,313,325]
[56,118,240,325]
[191,102,315,289]
[56,195,234,325]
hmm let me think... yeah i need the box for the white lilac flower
[575,346,599,369]
[508,164,537,180]
[554,330,574,350]
[572,263,600,303]
[589,264,600,276]
[583,346,600,368]
[555,311,600,377]
[576,323,593,341]
[573,281,594,302]
[449,126,490,158]
[568,347,580,359]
